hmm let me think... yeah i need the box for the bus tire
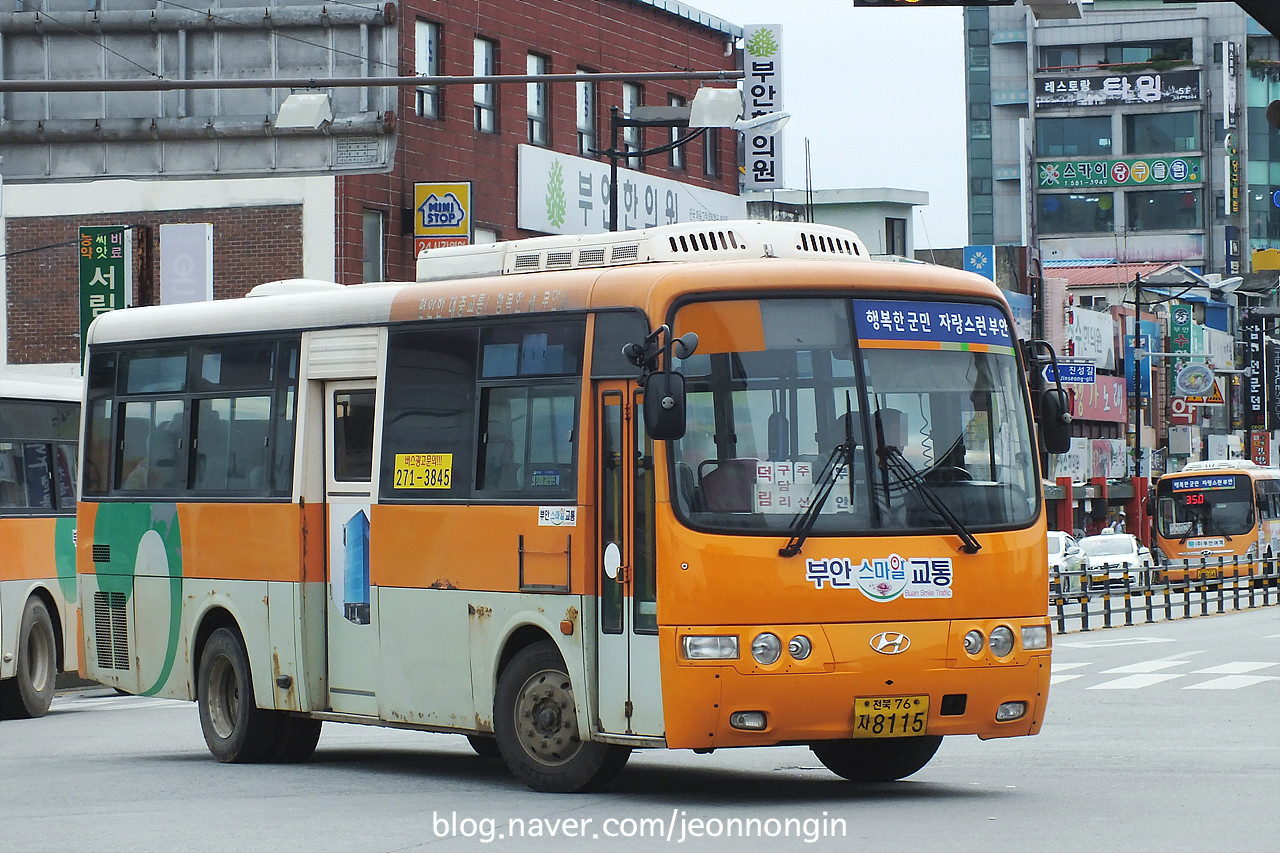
[0,597,57,719]
[197,628,281,763]
[273,715,323,763]
[494,641,630,792]
[810,735,942,783]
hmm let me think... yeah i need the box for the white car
[1047,530,1085,593]
[1077,533,1153,588]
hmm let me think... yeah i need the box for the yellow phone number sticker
[394,453,453,489]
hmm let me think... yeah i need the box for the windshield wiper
[877,445,982,555]
[779,442,850,558]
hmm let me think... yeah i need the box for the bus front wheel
[494,641,630,792]
[197,628,282,763]
[0,597,57,719]
[811,735,942,783]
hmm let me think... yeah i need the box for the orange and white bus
[1152,460,1280,583]
[1,372,80,719]
[77,220,1067,791]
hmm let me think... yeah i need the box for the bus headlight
[989,626,1015,657]
[963,629,984,655]
[751,632,782,665]
[788,634,813,660]
[682,635,739,660]
[1021,625,1049,651]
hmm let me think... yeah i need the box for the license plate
[1197,568,1218,580]
[853,695,929,738]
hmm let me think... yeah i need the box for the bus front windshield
[668,297,1038,536]
[1156,476,1254,539]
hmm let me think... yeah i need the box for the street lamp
[600,88,790,231]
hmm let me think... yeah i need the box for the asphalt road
[2,608,1276,853]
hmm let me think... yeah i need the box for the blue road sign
[1043,362,1096,384]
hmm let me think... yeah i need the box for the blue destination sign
[1172,475,1237,492]
[852,300,1013,348]
[1043,362,1096,384]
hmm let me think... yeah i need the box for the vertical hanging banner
[78,226,133,359]
[1244,316,1265,429]
[159,223,213,305]
[742,24,783,191]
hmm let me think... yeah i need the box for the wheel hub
[515,668,581,766]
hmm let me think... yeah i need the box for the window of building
[1124,111,1198,155]
[415,20,440,119]
[1127,189,1201,231]
[623,83,642,169]
[1037,192,1114,234]
[885,217,907,255]
[1036,115,1112,157]
[576,72,596,156]
[668,94,686,170]
[527,53,549,146]
[703,126,720,178]
[1248,184,1280,247]
[1103,39,1191,66]
[362,209,384,283]
[473,37,497,133]
[970,101,991,121]
[1247,106,1280,162]
[1040,46,1080,70]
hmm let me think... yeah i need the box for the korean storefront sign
[517,145,745,235]
[742,24,784,191]
[78,226,133,359]
[1037,157,1200,190]
[1034,70,1200,109]
[414,182,472,255]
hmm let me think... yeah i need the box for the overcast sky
[688,0,970,249]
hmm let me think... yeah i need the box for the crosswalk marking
[1184,675,1280,690]
[1088,673,1184,689]
[1049,673,1087,685]
[1051,662,1090,672]
[1191,662,1278,674]
[1102,660,1190,674]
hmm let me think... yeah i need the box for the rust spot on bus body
[469,604,493,619]
[428,579,458,590]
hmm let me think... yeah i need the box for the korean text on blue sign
[1043,362,1096,384]
[852,300,1012,347]
[1172,475,1237,492]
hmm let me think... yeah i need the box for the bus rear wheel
[494,641,630,792]
[811,735,942,783]
[0,597,57,719]
[197,627,282,763]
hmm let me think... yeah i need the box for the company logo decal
[805,553,953,601]
[869,631,911,655]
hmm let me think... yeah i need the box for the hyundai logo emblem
[870,631,911,655]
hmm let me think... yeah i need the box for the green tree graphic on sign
[746,28,778,58]
[546,160,567,228]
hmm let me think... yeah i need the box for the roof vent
[415,219,870,281]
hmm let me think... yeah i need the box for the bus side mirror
[1040,388,1072,454]
[643,371,687,440]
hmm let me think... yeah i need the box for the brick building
[0,0,740,368]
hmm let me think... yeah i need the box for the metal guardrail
[1049,556,1280,634]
